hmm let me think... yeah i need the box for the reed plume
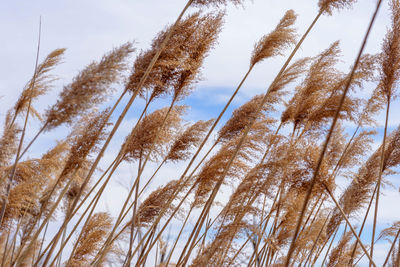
[2,1,398,266]
[217,95,273,143]
[289,214,329,264]
[307,54,377,129]
[250,10,297,66]
[166,119,214,162]
[377,0,400,102]
[11,110,111,265]
[0,112,20,169]
[327,230,353,267]
[334,129,375,171]
[192,0,244,7]
[193,121,271,208]
[127,12,223,102]
[45,43,133,130]
[327,125,400,236]
[1,141,69,228]
[123,106,186,162]
[67,212,112,267]
[319,0,358,15]
[121,10,308,263]
[13,48,65,122]
[135,179,182,227]
[190,215,249,266]
[59,109,111,184]
[217,56,309,143]
[379,221,400,241]
[281,41,342,130]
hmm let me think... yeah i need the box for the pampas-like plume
[45,43,134,130]
[190,216,249,266]
[219,139,294,223]
[166,119,214,162]
[13,48,65,121]
[217,95,272,143]
[0,141,69,227]
[281,41,342,130]
[127,12,223,102]
[192,0,244,7]
[250,10,297,66]
[327,125,400,236]
[67,212,112,267]
[290,214,329,264]
[0,112,20,169]
[307,54,378,130]
[193,121,270,208]
[327,230,353,267]
[379,221,400,241]
[377,0,400,102]
[334,129,375,171]
[59,109,111,183]
[274,190,307,250]
[135,180,181,227]
[217,57,308,143]
[318,0,358,15]
[123,106,186,162]
[9,111,111,263]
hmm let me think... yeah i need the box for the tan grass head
[126,12,223,101]
[13,48,66,121]
[68,212,113,267]
[45,42,134,130]
[166,119,214,162]
[318,0,358,15]
[123,106,186,162]
[250,10,297,66]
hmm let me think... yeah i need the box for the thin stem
[383,228,400,267]
[303,212,332,266]
[1,231,11,267]
[322,183,376,266]
[371,97,391,265]
[321,227,338,266]
[179,9,323,265]
[164,206,194,266]
[123,64,255,267]
[0,17,41,224]
[126,150,143,265]
[349,183,378,265]
[285,0,383,264]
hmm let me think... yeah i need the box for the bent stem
[0,18,42,225]
[370,98,391,265]
[285,1,383,264]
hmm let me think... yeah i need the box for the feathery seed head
[0,112,20,169]
[68,212,113,267]
[166,119,214,162]
[127,12,223,101]
[318,0,358,15]
[45,43,134,130]
[377,0,400,100]
[14,48,66,120]
[281,41,343,130]
[60,109,111,182]
[250,10,297,66]
[192,0,244,7]
[123,106,186,162]
[135,180,181,226]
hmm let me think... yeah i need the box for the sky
[1,0,400,266]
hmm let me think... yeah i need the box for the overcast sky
[1,0,399,266]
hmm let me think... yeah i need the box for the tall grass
[1,0,400,266]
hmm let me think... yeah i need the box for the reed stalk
[285,1,383,264]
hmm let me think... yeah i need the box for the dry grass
[1,1,400,267]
